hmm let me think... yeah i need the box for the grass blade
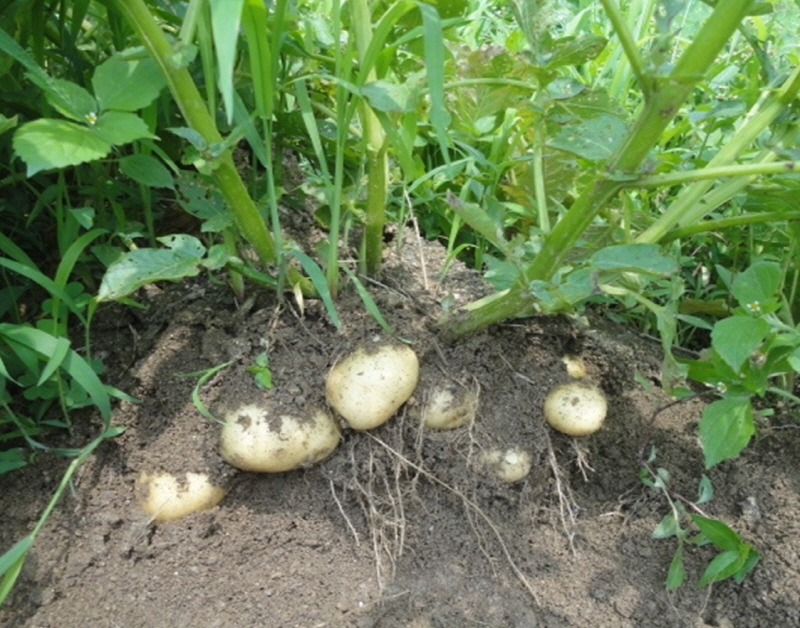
[287,249,341,330]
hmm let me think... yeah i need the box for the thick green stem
[631,161,800,187]
[445,0,755,339]
[109,0,277,267]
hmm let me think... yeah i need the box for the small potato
[136,471,225,522]
[220,404,340,472]
[422,382,478,430]
[326,343,419,430]
[544,381,607,436]
[561,355,587,379]
[479,447,532,483]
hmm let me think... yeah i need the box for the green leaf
[548,112,626,161]
[731,261,782,308]
[697,549,746,587]
[38,77,97,122]
[699,396,754,468]
[697,474,714,504]
[0,536,32,578]
[0,449,27,474]
[711,316,769,372]
[93,111,155,146]
[666,546,685,590]
[361,80,416,113]
[92,54,166,112]
[13,119,110,176]
[287,249,341,330]
[119,154,175,189]
[446,193,510,254]
[590,243,678,276]
[652,511,681,539]
[690,515,743,551]
[543,35,607,70]
[97,235,207,302]
[210,0,246,124]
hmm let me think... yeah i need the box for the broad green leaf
[735,548,761,583]
[97,235,206,302]
[590,243,678,276]
[697,549,747,587]
[120,154,175,189]
[652,511,681,539]
[361,80,416,113]
[690,515,743,551]
[39,77,97,122]
[666,547,685,590]
[543,35,607,70]
[548,112,627,161]
[13,119,110,176]
[731,261,782,308]
[92,55,166,112]
[176,175,234,232]
[711,316,769,372]
[0,449,27,474]
[699,396,754,468]
[93,111,155,146]
[210,0,246,124]
[446,194,509,254]
[0,113,18,136]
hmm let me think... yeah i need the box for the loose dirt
[2,234,800,628]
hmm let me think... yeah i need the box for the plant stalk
[108,0,277,267]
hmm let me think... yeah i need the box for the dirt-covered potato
[326,343,419,430]
[422,382,478,430]
[479,447,532,483]
[543,381,607,436]
[135,471,226,522]
[220,404,341,472]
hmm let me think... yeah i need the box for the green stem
[630,161,800,187]
[109,0,277,267]
[661,211,800,242]
[637,63,800,242]
[445,0,755,339]
[599,0,649,96]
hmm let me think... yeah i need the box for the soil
[3,233,800,628]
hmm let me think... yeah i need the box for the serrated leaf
[93,111,155,146]
[548,112,626,160]
[590,243,678,276]
[97,235,206,302]
[699,396,754,468]
[13,119,110,176]
[711,316,769,372]
[731,261,781,308]
[92,55,166,112]
[119,154,175,189]
[38,76,97,122]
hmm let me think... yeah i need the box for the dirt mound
[2,237,799,628]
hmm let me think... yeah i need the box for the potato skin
[543,382,607,436]
[326,344,419,430]
[136,471,225,522]
[220,404,341,472]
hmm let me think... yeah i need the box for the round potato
[326,343,419,430]
[136,471,225,522]
[543,381,607,436]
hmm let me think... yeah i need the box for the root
[366,432,541,606]
[544,431,580,554]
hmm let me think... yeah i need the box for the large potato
[220,404,340,472]
[326,343,419,430]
